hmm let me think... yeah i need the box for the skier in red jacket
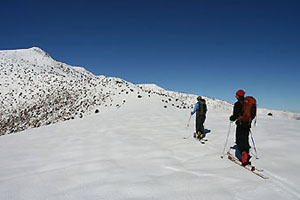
[229,90,251,166]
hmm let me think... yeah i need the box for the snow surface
[1,96,300,200]
[1,47,300,199]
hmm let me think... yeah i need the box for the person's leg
[236,125,243,153]
[239,126,251,164]
[196,115,201,133]
[240,126,250,154]
[199,115,206,135]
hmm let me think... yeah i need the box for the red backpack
[240,96,257,123]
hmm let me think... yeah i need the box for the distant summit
[30,47,51,57]
[0,46,48,57]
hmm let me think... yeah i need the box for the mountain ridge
[1,47,298,135]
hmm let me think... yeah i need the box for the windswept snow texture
[1,47,300,199]
[0,97,300,200]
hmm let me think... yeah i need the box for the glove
[229,115,235,122]
[191,112,193,116]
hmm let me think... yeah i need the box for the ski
[199,138,208,144]
[182,137,206,144]
[226,152,269,179]
[227,152,255,170]
[199,140,205,144]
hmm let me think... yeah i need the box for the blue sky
[1,0,300,113]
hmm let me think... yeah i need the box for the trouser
[235,124,250,154]
[196,115,206,134]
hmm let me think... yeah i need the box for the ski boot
[241,152,251,166]
[197,131,204,140]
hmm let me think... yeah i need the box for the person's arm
[191,103,199,115]
[230,102,242,121]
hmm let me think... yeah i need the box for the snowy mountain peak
[0,46,53,64]
[30,47,51,57]
[1,46,45,56]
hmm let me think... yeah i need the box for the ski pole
[250,130,259,159]
[221,122,232,158]
[183,115,192,139]
[186,115,192,129]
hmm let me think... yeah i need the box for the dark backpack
[240,96,257,123]
[197,99,207,115]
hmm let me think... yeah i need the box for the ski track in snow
[262,165,300,199]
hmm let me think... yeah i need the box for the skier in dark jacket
[229,89,251,165]
[191,96,207,140]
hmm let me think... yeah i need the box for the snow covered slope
[0,93,300,200]
[0,47,228,135]
[1,47,300,199]
[0,47,299,136]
